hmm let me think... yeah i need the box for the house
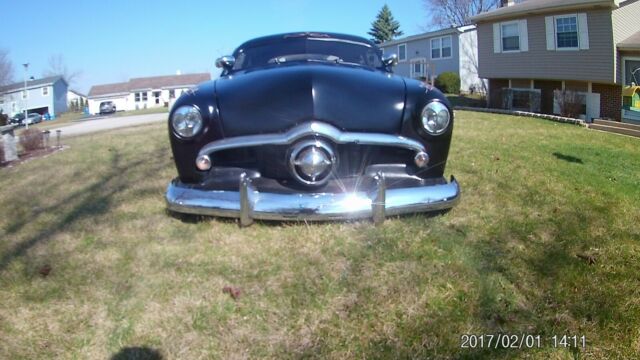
[67,89,87,109]
[471,0,640,122]
[0,75,68,117]
[87,73,211,115]
[380,25,485,93]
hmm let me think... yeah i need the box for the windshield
[232,38,383,71]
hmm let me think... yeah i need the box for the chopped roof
[0,75,66,94]
[88,73,211,97]
[470,0,618,23]
[619,30,640,50]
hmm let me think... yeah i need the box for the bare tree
[43,54,82,85]
[423,0,499,28]
[0,49,15,86]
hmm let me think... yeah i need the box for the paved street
[50,113,166,138]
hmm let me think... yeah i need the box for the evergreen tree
[368,5,404,44]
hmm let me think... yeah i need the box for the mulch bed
[0,146,68,168]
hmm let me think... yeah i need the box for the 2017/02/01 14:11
[460,334,587,349]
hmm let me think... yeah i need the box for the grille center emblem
[288,139,336,185]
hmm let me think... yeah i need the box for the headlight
[171,105,203,138]
[421,102,450,135]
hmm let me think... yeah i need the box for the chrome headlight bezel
[420,101,451,136]
[171,105,203,139]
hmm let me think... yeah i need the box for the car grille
[211,144,415,180]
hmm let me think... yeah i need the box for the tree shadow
[0,147,168,272]
[110,346,163,360]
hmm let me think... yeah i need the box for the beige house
[471,0,640,122]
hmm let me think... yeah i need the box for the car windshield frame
[230,37,385,72]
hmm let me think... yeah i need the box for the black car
[99,101,116,114]
[10,113,25,125]
[166,32,460,226]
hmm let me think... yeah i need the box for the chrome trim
[198,121,426,161]
[166,175,460,224]
[288,139,336,186]
[372,172,386,225]
[196,154,212,171]
[215,55,236,69]
[239,173,253,227]
[382,53,398,67]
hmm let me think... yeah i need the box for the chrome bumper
[166,173,460,226]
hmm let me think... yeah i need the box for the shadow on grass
[111,346,163,360]
[552,152,584,164]
[0,147,168,273]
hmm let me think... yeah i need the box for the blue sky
[1,0,431,94]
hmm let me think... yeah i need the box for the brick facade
[534,80,562,114]
[488,78,622,121]
[592,83,622,121]
[488,79,509,108]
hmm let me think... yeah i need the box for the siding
[459,30,486,92]
[477,9,615,83]
[612,0,640,83]
[383,35,460,80]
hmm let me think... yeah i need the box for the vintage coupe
[166,32,460,225]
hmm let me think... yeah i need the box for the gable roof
[0,75,66,94]
[470,0,619,23]
[380,25,476,47]
[88,82,130,97]
[68,89,86,97]
[88,73,211,97]
[129,73,211,91]
[619,30,640,50]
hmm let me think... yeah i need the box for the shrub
[20,128,44,152]
[435,72,461,94]
[0,112,7,126]
[554,90,585,118]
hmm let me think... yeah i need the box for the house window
[142,92,148,101]
[431,36,452,59]
[169,89,176,99]
[623,58,640,86]
[410,59,427,78]
[42,87,49,96]
[556,16,578,49]
[501,22,520,51]
[135,92,140,102]
[398,44,407,62]
[22,91,27,99]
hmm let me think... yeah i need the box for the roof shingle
[88,73,211,97]
[0,75,65,94]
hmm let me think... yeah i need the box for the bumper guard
[166,173,460,226]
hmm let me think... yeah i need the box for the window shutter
[493,23,501,53]
[545,16,555,50]
[578,13,589,50]
[519,20,528,52]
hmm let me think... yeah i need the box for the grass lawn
[114,106,168,117]
[0,111,638,359]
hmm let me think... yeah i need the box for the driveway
[50,113,166,138]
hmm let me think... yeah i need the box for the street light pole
[22,63,29,130]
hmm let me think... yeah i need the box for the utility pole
[22,63,29,130]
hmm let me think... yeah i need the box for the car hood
[214,64,406,137]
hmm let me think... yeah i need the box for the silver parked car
[24,113,42,125]
[99,101,116,114]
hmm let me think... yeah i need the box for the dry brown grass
[0,112,639,358]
